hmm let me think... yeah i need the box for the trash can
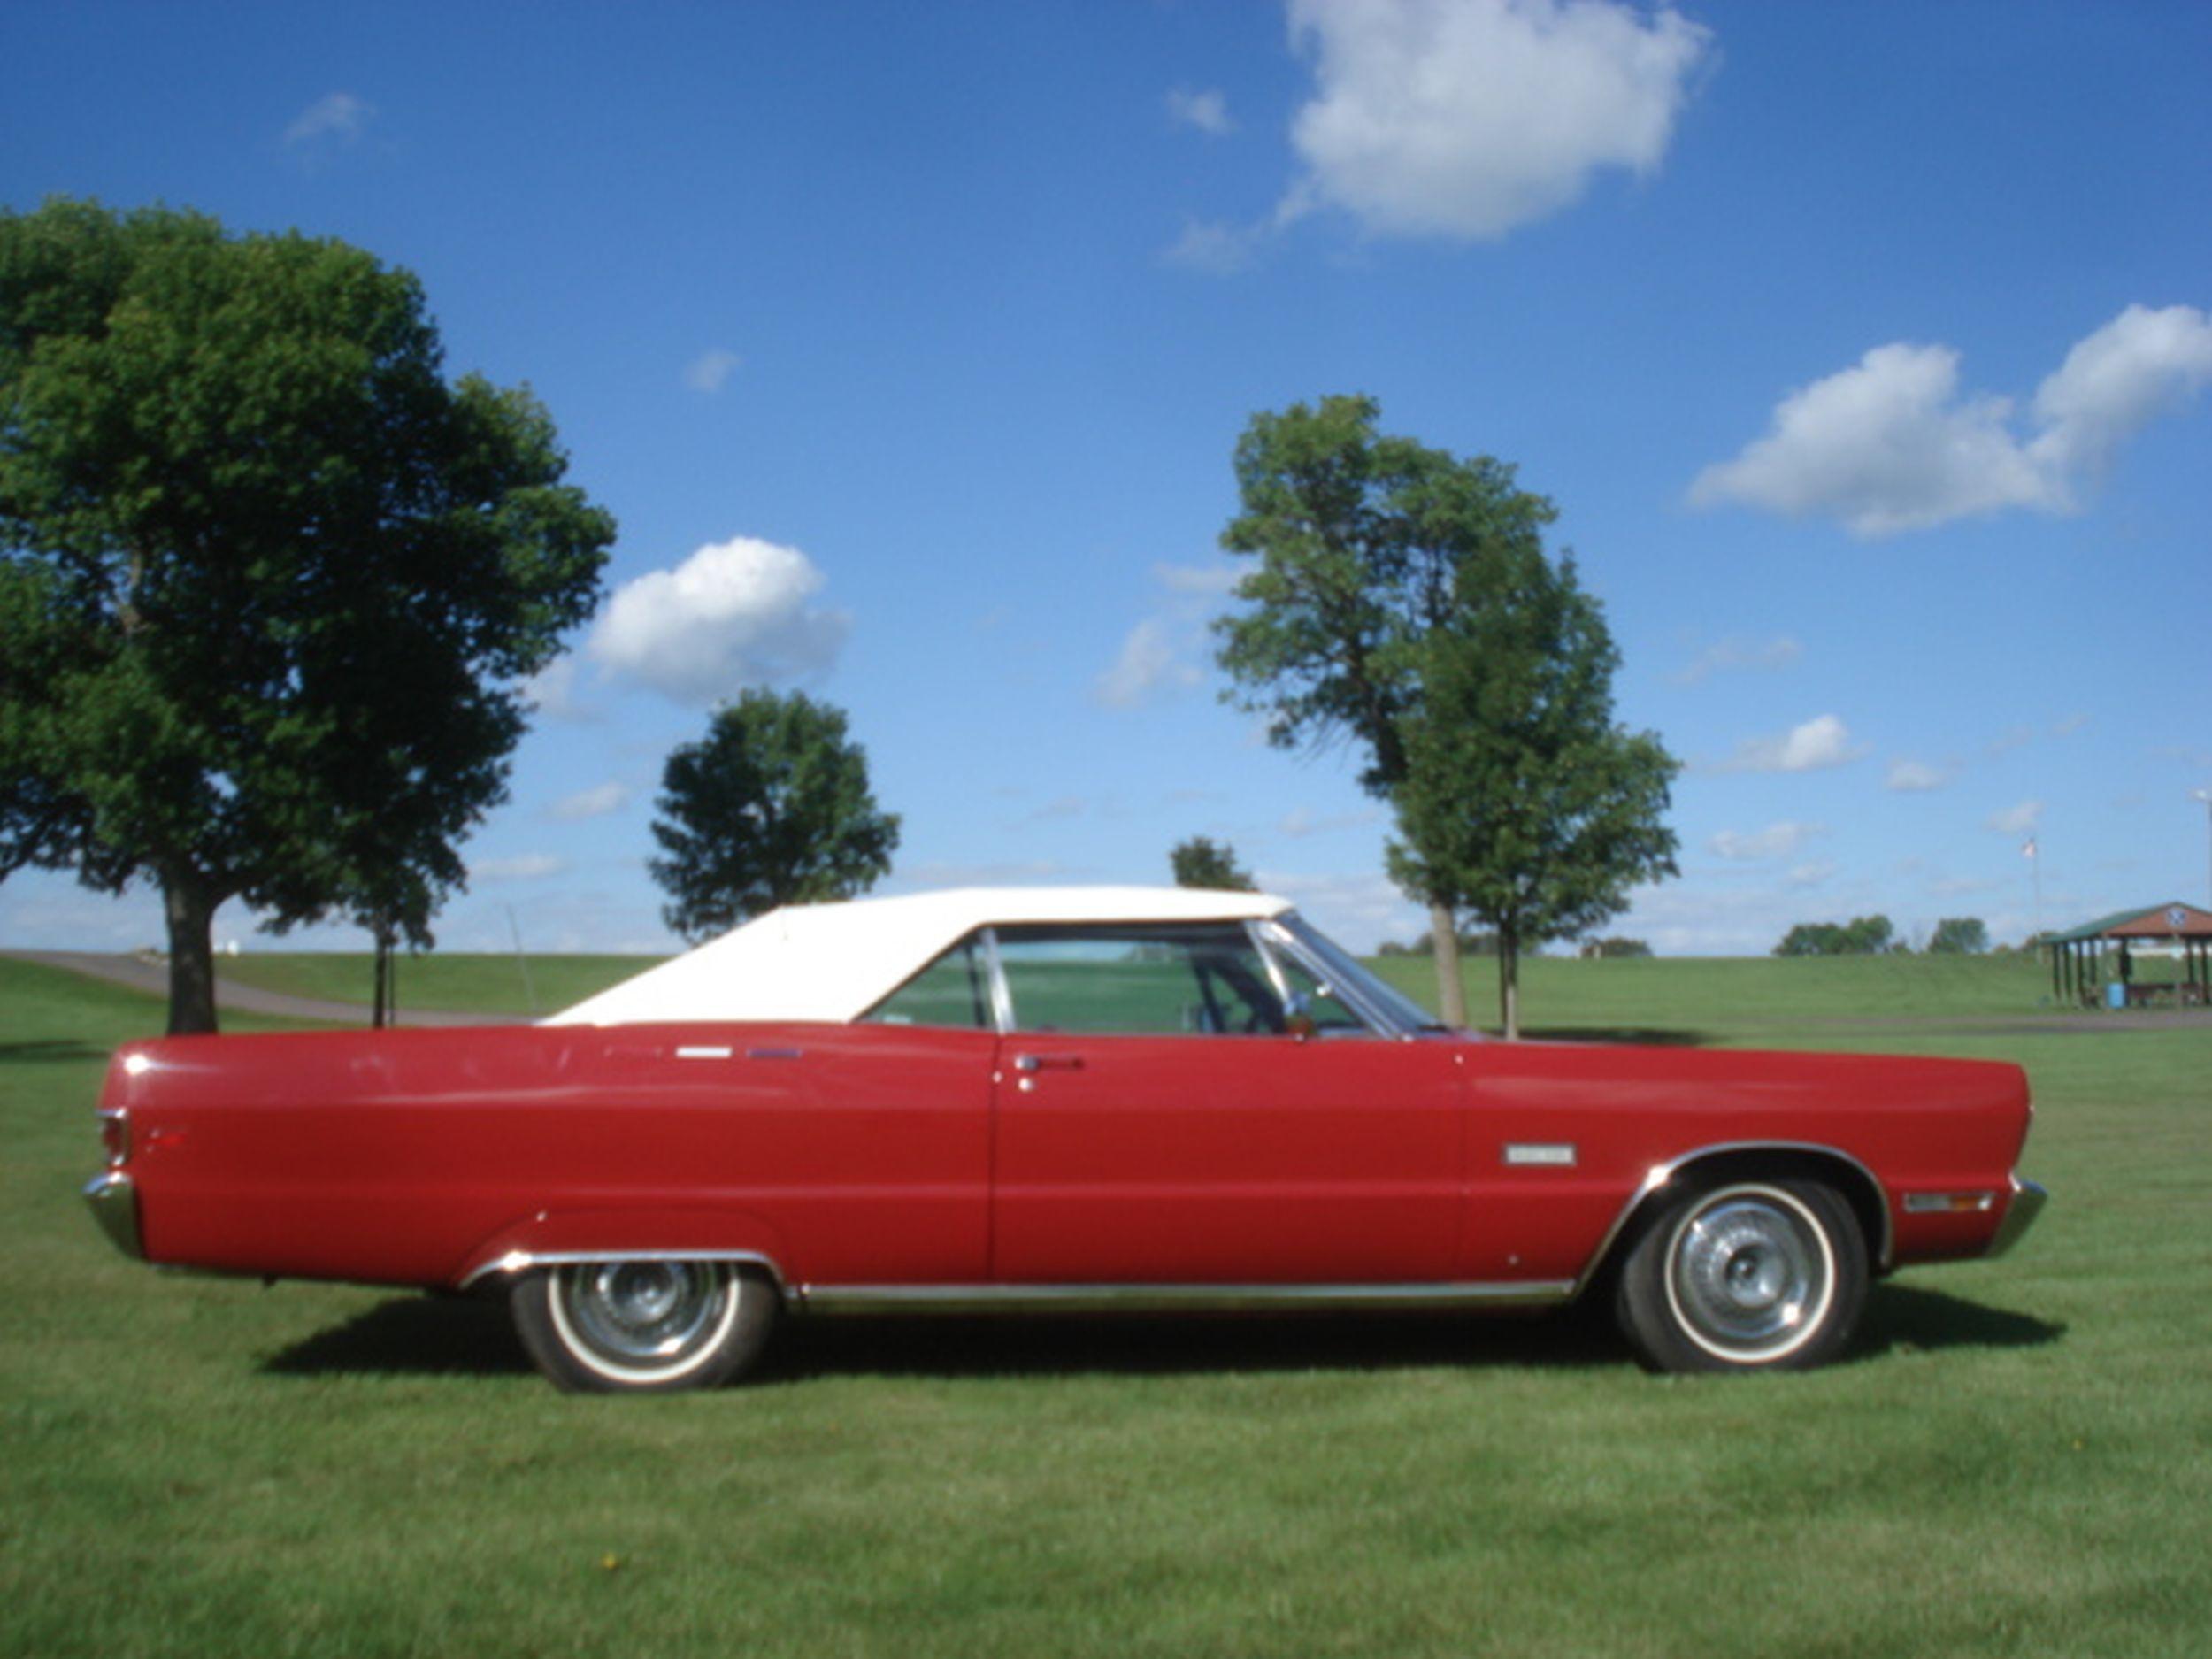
[2105,981,2127,1010]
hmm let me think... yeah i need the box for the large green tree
[0,199,613,1032]
[1214,394,1574,1025]
[1386,541,1678,1039]
[649,689,901,944]
[1169,834,1256,892]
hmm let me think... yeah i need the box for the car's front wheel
[1616,1179,1866,1373]
[511,1259,777,1392]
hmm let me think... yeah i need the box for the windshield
[1263,913,1455,1036]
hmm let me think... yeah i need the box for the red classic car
[84,887,2044,1390]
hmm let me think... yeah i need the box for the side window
[996,924,1286,1035]
[864,937,994,1029]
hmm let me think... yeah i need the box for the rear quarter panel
[106,1022,995,1289]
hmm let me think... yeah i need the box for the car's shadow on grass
[262,1294,1627,1381]
[259,1279,2062,1385]
[1853,1281,2065,1360]
[0,1039,110,1064]
[262,1294,534,1378]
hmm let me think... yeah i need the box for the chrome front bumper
[82,1171,144,1261]
[1984,1176,2047,1259]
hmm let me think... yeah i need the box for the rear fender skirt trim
[458,1248,794,1303]
[792,1281,1575,1317]
[1570,1140,1894,1299]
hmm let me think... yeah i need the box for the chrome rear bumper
[82,1171,144,1261]
[1984,1176,2047,1259]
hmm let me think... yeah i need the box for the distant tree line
[1773,916,1988,957]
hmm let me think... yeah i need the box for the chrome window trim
[794,1279,1574,1316]
[1245,918,1298,1012]
[1569,1140,1896,1296]
[458,1248,793,1302]
[979,926,1015,1035]
[1254,918,1406,1038]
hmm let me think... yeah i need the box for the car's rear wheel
[511,1259,777,1392]
[1616,1179,1866,1373]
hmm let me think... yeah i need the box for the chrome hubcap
[1666,1187,1832,1362]
[553,1261,737,1379]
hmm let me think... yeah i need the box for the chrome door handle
[1012,1053,1083,1073]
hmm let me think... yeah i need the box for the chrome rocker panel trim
[793,1280,1575,1317]
[82,1171,144,1261]
[1983,1177,2048,1259]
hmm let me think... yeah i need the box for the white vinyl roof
[543,886,1291,1027]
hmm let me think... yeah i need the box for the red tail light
[99,1108,130,1167]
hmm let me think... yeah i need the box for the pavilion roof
[2044,902,2212,944]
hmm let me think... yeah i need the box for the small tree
[649,690,900,943]
[1927,917,1989,956]
[1214,395,1566,1025]
[1386,543,1678,1039]
[1775,916,1896,957]
[1170,835,1256,891]
[0,200,612,1033]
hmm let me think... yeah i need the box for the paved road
[4,950,526,1028]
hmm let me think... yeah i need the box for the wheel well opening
[1586,1148,1889,1297]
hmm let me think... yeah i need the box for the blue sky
[4,0,2208,957]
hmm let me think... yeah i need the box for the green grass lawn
[216,941,2087,1030]
[4,952,2206,1657]
[213,949,654,1016]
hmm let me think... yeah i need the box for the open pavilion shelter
[2044,902,2212,1007]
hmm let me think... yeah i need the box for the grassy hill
[211,949,656,1018]
[5,953,2206,1657]
[208,943,2072,1036]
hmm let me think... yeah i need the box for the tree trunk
[161,870,219,1036]
[1429,900,1465,1028]
[372,923,394,1028]
[1498,923,1521,1041]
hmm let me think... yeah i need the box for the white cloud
[520,657,596,723]
[1280,805,1379,839]
[1096,618,1202,708]
[588,536,849,706]
[1096,563,1234,706]
[472,854,566,882]
[684,348,742,395]
[1153,560,1240,595]
[1674,634,1802,686]
[1166,86,1234,136]
[1885,758,1950,794]
[2053,712,2090,738]
[1279,0,1712,242]
[1987,799,2044,836]
[1690,343,2053,535]
[897,859,1071,887]
[1786,860,1839,888]
[1692,305,2212,536]
[1253,869,1423,954]
[1717,714,1864,773]
[1709,820,1826,862]
[1161,217,1261,275]
[550,781,631,822]
[2029,303,2212,478]
[284,91,373,151]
